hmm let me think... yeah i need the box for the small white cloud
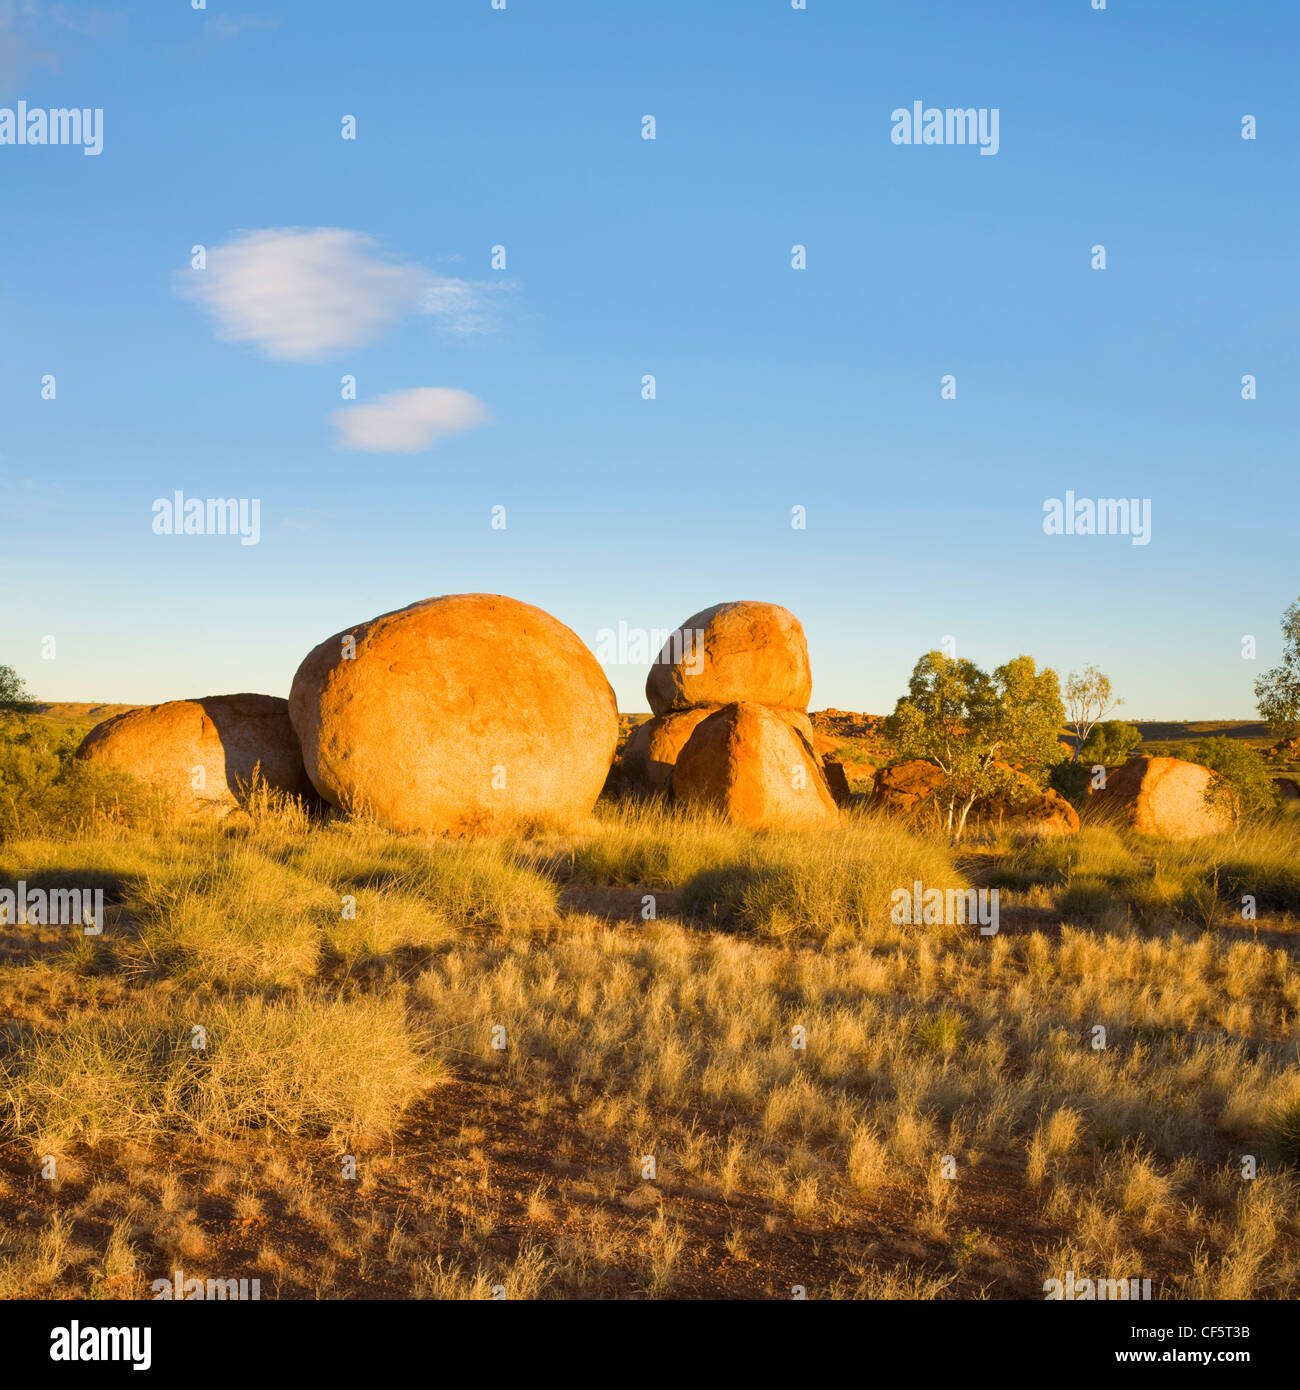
[331,388,489,454]
[421,276,513,334]
[176,227,512,362]
[177,228,423,363]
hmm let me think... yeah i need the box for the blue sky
[1,0,1295,717]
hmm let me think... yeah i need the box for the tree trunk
[952,794,977,844]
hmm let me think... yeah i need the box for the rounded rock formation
[1083,756,1231,839]
[288,593,618,835]
[671,701,840,830]
[77,694,314,818]
[645,601,812,716]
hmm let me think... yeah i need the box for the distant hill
[1130,720,1272,744]
[20,703,139,742]
[28,702,138,727]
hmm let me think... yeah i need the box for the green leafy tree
[1078,719,1142,767]
[885,651,1066,842]
[0,665,33,718]
[1191,737,1279,824]
[1255,599,1300,741]
[1064,665,1122,761]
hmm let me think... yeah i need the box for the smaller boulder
[78,694,314,818]
[621,706,817,796]
[620,708,720,795]
[975,784,1079,837]
[869,759,947,817]
[672,702,840,830]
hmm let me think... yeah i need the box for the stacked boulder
[77,694,315,819]
[621,601,841,830]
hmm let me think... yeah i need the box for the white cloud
[421,276,512,333]
[177,227,511,362]
[177,228,423,363]
[184,12,281,54]
[331,387,489,454]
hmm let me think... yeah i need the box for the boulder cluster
[868,753,1234,840]
[74,591,1238,843]
[618,601,841,830]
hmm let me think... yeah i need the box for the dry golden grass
[0,798,1297,1299]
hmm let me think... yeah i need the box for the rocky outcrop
[616,601,837,810]
[868,759,947,817]
[870,758,1078,836]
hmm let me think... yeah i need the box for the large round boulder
[671,701,840,830]
[645,601,812,716]
[77,694,314,818]
[1083,756,1230,839]
[288,594,618,834]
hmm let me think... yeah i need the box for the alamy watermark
[890,880,999,935]
[1044,1271,1153,1301]
[151,1268,261,1300]
[152,492,261,546]
[1043,492,1151,546]
[1,102,103,156]
[0,882,103,934]
[595,623,705,672]
[49,1323,150,1369]
[891,101,999,155]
